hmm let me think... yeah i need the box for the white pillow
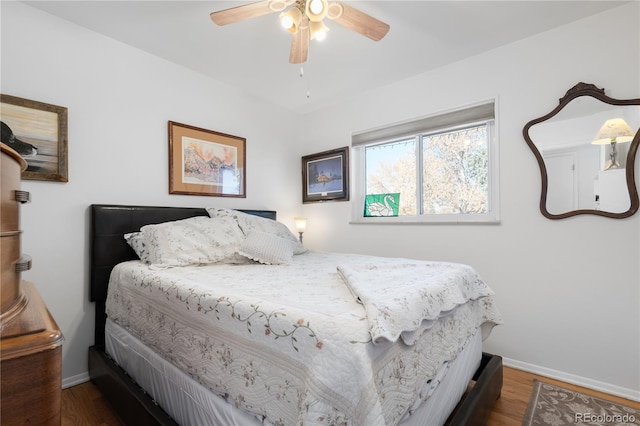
[139,216,246,267]
[124,231,150,263]
[238,231,295,265]
[206,208,306,255]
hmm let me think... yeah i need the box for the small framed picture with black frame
[302,146,349,203]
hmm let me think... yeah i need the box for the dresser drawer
[0,346,62,425]
[1,282,64,425]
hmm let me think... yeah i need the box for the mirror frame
[523,82,640,219]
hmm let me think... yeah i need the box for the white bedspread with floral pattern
[336,261,497,345]
[105,251,502,426]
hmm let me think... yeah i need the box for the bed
[88,204,504,426]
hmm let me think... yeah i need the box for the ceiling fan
[210,0,390,64]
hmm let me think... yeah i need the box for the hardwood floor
[487,367,640,425]
[62,366,640,425]
[61,381,122,426]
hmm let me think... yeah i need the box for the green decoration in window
[364,193,400,217]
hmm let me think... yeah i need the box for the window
[352,101,499,223]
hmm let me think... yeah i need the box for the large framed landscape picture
[302,146,349,203]
[169,121,246,197]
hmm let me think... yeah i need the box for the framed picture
[0,94,68,182]
[302,146,349,203]
[169,121,246,197]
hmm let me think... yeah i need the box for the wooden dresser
[1,143,64,425]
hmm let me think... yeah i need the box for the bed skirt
[98,319,486,426]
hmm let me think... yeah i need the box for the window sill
[349,216,501,225]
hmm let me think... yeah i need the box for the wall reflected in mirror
[529,101,639,214]
[524,83,640,219]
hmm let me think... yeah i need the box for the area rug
[523,380,640,425]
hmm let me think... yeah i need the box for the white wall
[1,2,303,384]
[300,3,640,398]
[2,1,639,400]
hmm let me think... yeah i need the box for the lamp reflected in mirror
[591,118,635,170]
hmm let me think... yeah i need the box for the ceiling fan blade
[210,1,275,26]
[289,25,310,64]
[328,3,389,41]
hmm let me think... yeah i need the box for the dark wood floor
[61,366,640,425]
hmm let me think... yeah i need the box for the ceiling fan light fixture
[269,0,292,12]
[305,0,328,22]
[298,16,310,30]
[310,20,330,41]
[280,7,302,32]
[326,2,343,20]
[309,0,323,14]
[209,0,389,64]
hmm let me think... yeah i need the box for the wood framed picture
[302,146,349,203]
[0,94,68,182]
[169,121,246,197]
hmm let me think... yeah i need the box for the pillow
[207,208,306,255]
[238,231,295,265]
[139,216,246,267]
[124,231,150,263]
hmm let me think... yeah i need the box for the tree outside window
[365,124,489,217]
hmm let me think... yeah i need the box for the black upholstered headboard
[89,204,277,348]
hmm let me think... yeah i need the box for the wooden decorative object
[1,143,28,320]
[1,142,63,424]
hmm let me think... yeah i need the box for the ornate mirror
[523,82,640,219]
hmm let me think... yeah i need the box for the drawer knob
[14,190,31,204]
[15,255,32,272]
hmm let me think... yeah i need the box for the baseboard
[62,371,90,389]
[503,357,640,402]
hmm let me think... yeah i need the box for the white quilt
[105,251,502,426]
[337,261,496,345]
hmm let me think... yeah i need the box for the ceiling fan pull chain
[298,65,310,98]
[299,64,311,98]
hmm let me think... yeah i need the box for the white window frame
[350,100,500,224]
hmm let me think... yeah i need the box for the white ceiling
[22,1,627,114]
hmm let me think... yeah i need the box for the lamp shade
[294,217,307,233]
[280,7,302,33]
[592,118,636,145]
[309,20,330,40]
